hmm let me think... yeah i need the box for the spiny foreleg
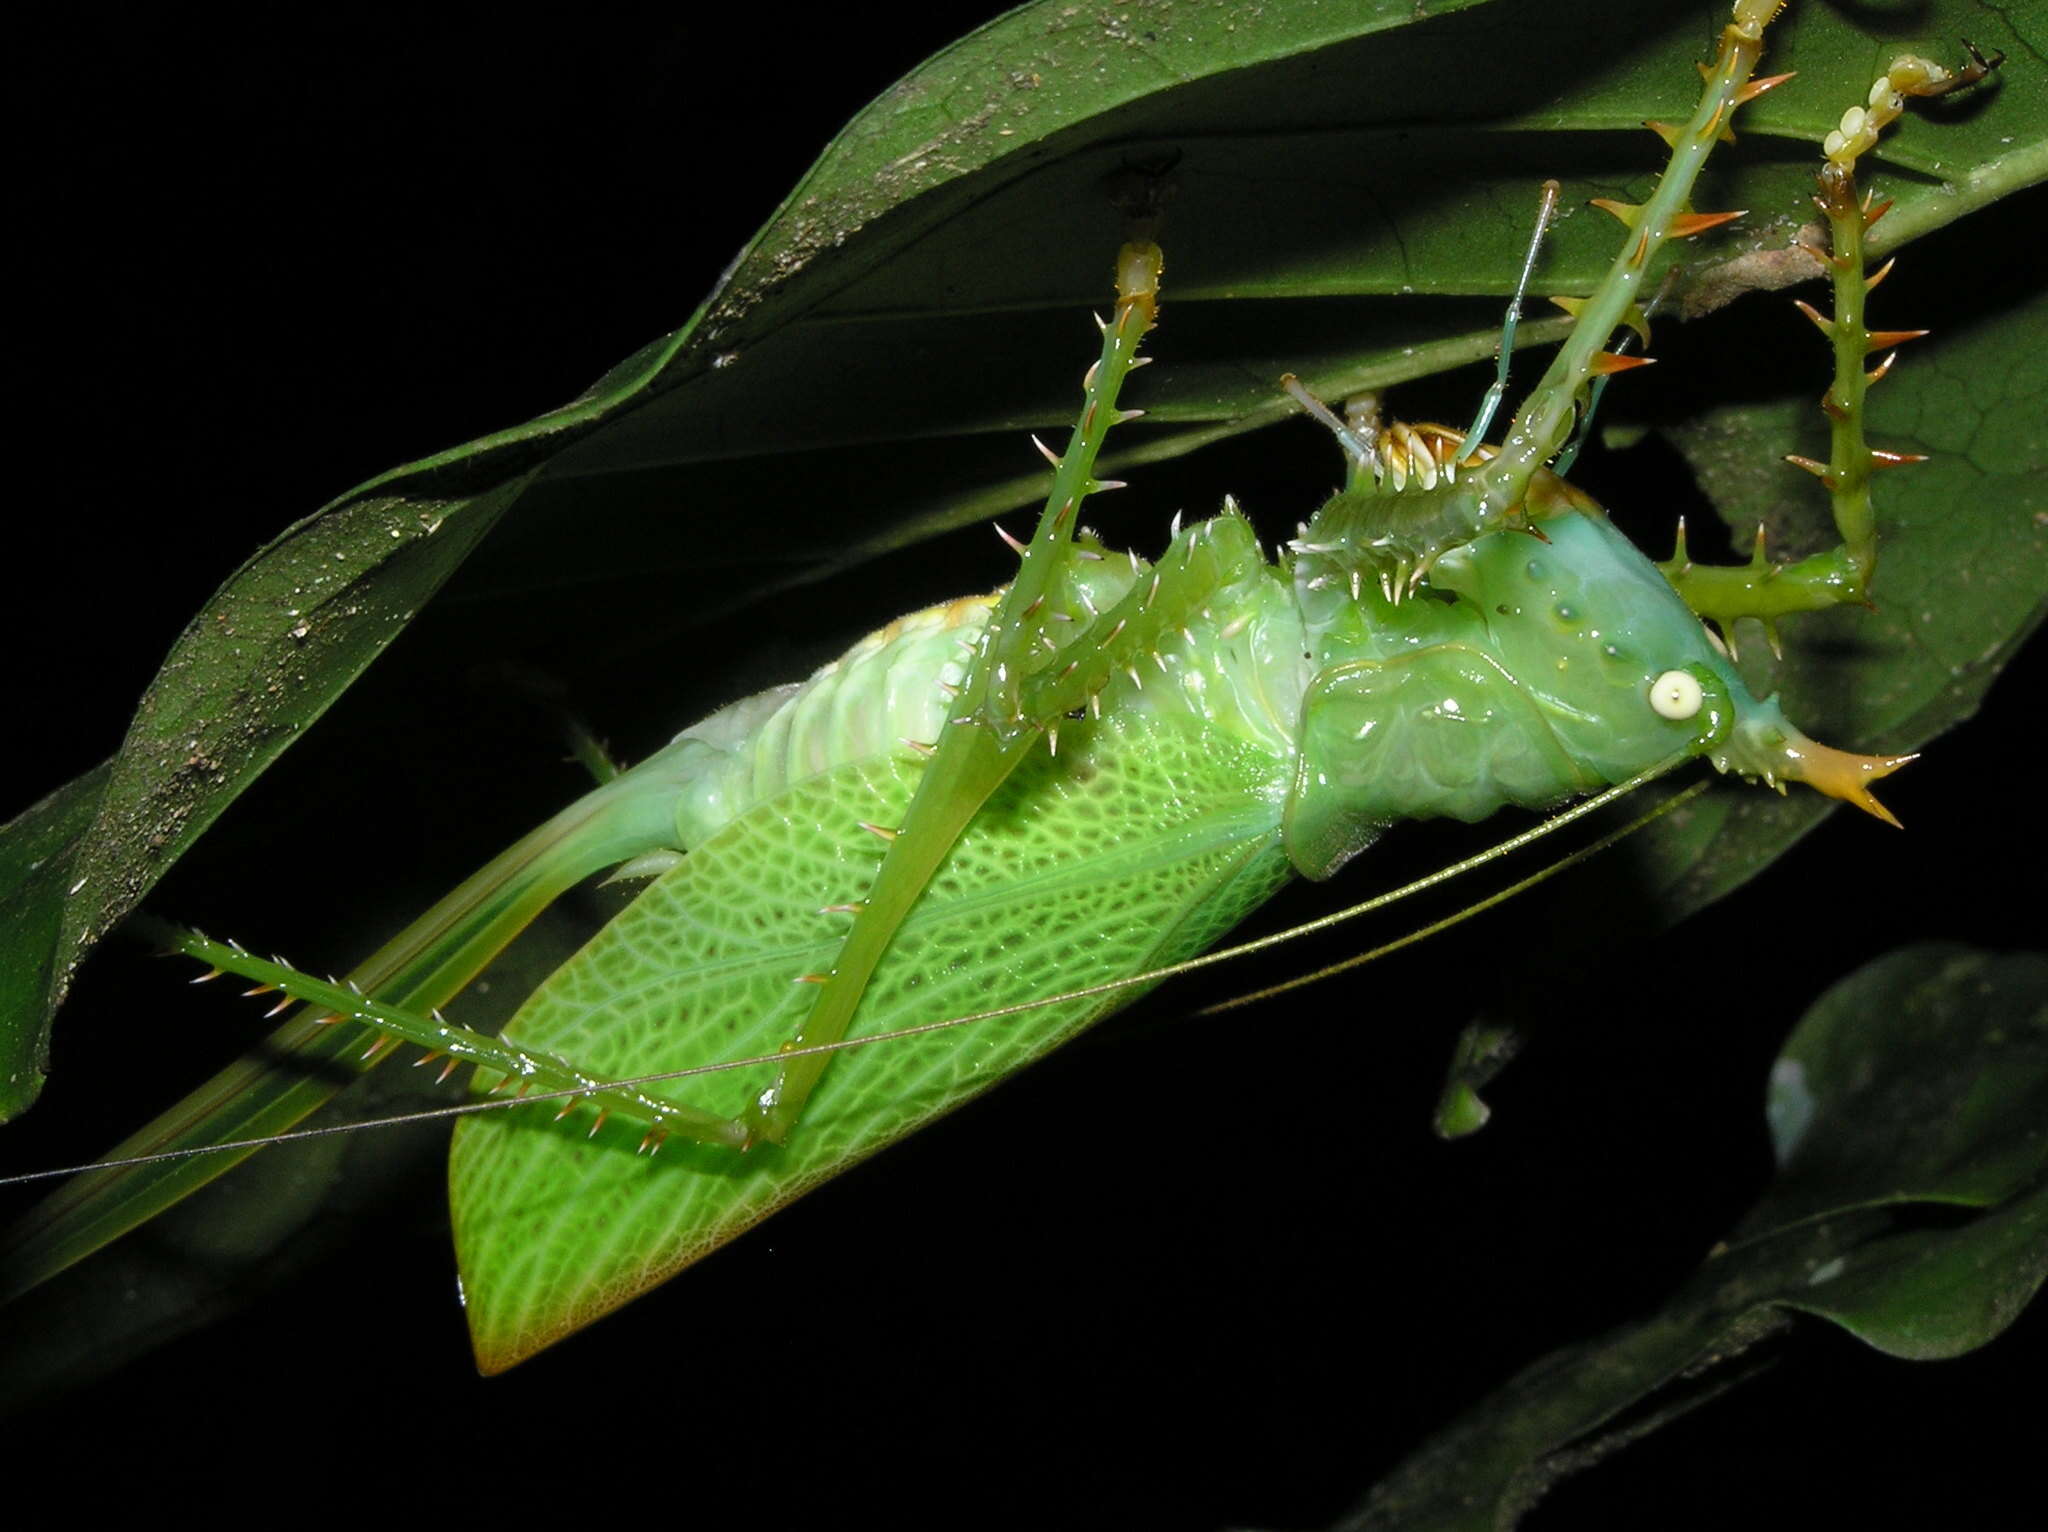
[1468,0,1791,532]
[1659,43,2004,652]
[1301,0,1791,593]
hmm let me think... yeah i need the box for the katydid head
[1442,504,1916,828]
[1281,487,1908,881]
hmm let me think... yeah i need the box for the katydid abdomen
[456,695,1295,1364]
[448,516,1300,1360]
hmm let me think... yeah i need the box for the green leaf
[1347,946,2048,1529]
[1778,1179,2048,1361]
[0,769,108,1116]
[1754,945,2048,1222]
[2,484,525,1123]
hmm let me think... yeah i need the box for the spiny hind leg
[214,232,1207,1160]
[151,922,748,1151]
[744,234,1184,1147]
[1659,43,2004,653]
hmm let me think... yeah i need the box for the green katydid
[8,11,2039,1491]
[4,0,2009,1361]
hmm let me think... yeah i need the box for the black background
[10,8,2042,1529]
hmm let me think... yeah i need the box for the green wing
[449,709,1292,1371]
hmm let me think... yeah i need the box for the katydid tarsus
[8,0,2039,1482]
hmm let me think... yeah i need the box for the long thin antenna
[1462,179,1563,450]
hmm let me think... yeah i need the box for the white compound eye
[1649,669,1704,721]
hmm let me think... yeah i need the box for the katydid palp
[6,4,2044,1515]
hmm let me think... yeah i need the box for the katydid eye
[1649,669,1704,720]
